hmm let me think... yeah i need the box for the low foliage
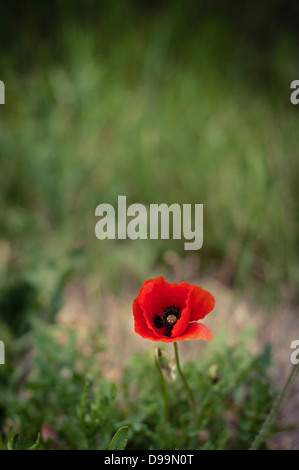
[0,320,276,450]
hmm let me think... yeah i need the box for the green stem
[174,342,197,414]
[250,362,299,450]
[154,348,168,423]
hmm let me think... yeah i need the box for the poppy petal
[171,303,190,338]
[138,277,190,336]
[145,322,213,343]
[133,298,161,341]
[188,285,216,321]
[175,322,213,342]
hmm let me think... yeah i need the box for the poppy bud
[155,348,176,380]
[208,364,220,383]
[197,429,209,445]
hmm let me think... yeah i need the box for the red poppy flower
[133,276,215,343]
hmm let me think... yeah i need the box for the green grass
[0,10,298,308]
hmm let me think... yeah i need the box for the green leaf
[7,427,14,450]
[108,426,129,450]
[28,432,41,450]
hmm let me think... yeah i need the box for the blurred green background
[0,0,299,332]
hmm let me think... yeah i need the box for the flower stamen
[154,305,181,337]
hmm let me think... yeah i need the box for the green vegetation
[0,1,298,450]
[0,2,299,304]
[0,321,276,450]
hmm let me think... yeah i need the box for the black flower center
[154,305,181,337]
